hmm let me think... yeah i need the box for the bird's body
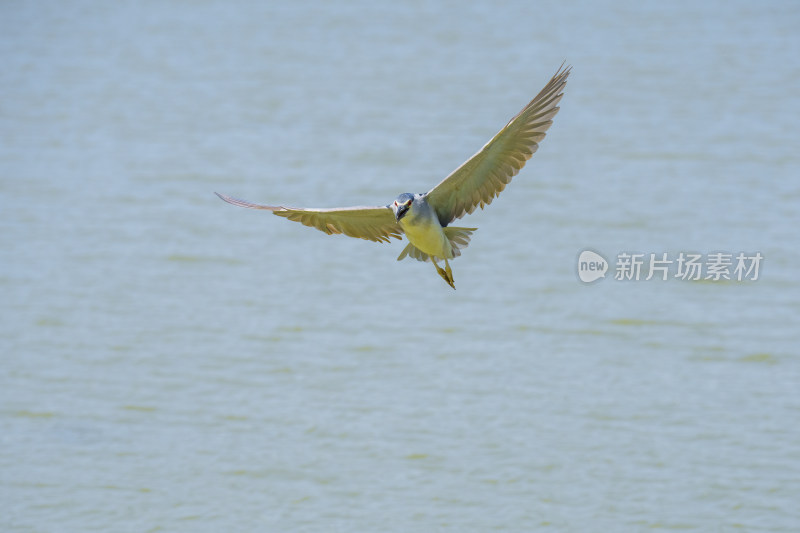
[397,194,451,259]
[390,193,473,288]
[217,65,570,288]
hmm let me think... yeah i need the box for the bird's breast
[399,211,452,259]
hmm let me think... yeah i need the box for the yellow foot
[435,263,456,289]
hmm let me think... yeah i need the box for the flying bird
[217,64,570,289]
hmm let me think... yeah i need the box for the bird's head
[391,193,415,221]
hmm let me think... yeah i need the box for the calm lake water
[2,1,799,531]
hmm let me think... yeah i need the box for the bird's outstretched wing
[425,64,570,226]
[215,192,403,243]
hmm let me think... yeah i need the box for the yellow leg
[433,258,456,289]
[445,259,454,285]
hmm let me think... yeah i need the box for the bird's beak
[395,204,409,221]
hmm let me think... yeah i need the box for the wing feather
[425,64,570,226]
[215,192,403,243]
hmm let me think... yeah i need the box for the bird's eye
[406,200,412,206]
[394,201,398,206]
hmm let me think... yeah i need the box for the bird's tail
[445,227,477,257]
[396,227,477,262]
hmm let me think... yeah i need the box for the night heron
[217,64,569,289]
